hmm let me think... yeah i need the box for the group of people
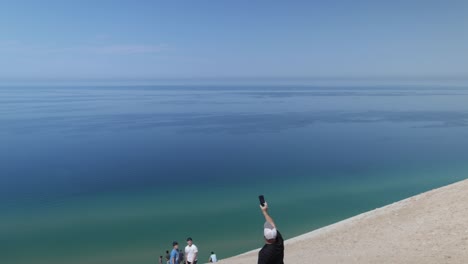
[158,237,218,264]
[157,200,283,264]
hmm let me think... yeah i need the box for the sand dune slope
[220,179,468,264]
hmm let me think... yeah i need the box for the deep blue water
[1,85,468,263]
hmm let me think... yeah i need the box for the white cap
[263,221,277,240]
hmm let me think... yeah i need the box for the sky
[0,0,467,83]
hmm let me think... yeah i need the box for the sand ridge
[219,179,468,264]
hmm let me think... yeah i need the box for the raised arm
[260,202,276,228]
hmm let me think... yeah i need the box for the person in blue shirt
[170,241,179,264]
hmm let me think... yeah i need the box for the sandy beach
[220,179,468,264]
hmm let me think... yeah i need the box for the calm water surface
[1,85,468,263]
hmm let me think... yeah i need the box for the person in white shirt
[208,251,217,263]
[184,237,198,264]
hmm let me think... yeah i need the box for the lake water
[1,85,468,264]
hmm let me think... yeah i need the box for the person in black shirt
[177,249,184,264]
[258,201,284,264]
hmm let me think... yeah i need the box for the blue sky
[1,0,467,82]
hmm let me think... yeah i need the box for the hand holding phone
[259,195,265,206]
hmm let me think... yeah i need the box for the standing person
[185,237,198,264]
[170,242,179,264]
[159,255,163,264]
[258,202,284,264]
[178,248,185,264]
[165,250,170,264]
[208,251,218,263]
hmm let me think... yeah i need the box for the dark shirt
[178,252,185,263]
[258,230,284,264]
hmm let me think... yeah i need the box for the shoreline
[219,178,468,263]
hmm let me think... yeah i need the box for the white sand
[219,179,468,264]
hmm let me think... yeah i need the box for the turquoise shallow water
[1,85,468,263]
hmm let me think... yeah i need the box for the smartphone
[259,195,265,206]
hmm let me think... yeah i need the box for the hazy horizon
[2,75,468,88]
[1,1,468,81]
